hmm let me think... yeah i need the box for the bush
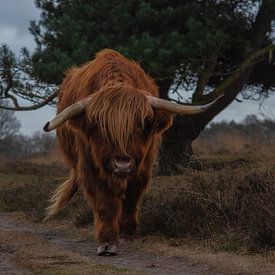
[140,161,275,251]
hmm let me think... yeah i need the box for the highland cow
[43,49,219,255]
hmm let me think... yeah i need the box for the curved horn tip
[43,122,51,132]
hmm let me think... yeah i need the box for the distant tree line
[195,114,275,156]
[0,105,56,160]
[201,114,275,143]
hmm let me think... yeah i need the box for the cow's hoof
[97,243,117,256]
[120,233,134,242]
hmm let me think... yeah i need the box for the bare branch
[0,90,58,111]
[0,44,58,110]
[200,44,275,102]
[192,55,217,102]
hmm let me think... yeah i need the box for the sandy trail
[0,212,211,275]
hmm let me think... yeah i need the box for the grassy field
[0,151,274,253]
[0,145,274,273]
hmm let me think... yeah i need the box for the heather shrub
[140,162,275,251]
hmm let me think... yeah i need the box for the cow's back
[58,49,159,113]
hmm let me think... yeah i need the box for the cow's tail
[44,172,78,221]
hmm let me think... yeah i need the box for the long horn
[43,98,89,132]
[147,95,223,115]
[43,94,223,132]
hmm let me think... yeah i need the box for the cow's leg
[120,139,160,237]
[88,186,123,256]
[120,177,149,238]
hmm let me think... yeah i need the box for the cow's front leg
[91,187,123,256]
[120,178,148,238]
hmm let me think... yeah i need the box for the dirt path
[0,212,213,275]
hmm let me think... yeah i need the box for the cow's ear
[67,113,87,130]
[151,110,173,134]
[67,113,96,135]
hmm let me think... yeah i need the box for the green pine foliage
[30,0,261,88]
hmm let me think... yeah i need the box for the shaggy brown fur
[86,82,154,153]
[46,49,173,248]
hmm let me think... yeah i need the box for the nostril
[116,156,132,162]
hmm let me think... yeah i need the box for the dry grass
[0,215,132,274]
[193,131,275,160]
[0,161,73,221]
[0,154,7,169]
[137,236,275,275]
[0,141,274,253]
[140,159,275,252]
[26,149,65,165]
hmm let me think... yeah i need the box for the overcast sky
[0,0,274,135]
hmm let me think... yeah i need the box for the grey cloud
[17,105,56,135]
[0,26,36,53]
[0,0,39,38]
[215,94,275,122]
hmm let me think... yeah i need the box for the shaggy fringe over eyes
[86,82,154,153]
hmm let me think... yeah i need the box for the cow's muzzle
[107,156,135,177]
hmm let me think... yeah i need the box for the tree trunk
[156,79,173,99]
[157,116,194,175]
[158,0,275,175]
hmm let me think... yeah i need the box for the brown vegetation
[141,160,274,252]
[0,120,274,256]
[1,153,274,253]
[193,116,275,158]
